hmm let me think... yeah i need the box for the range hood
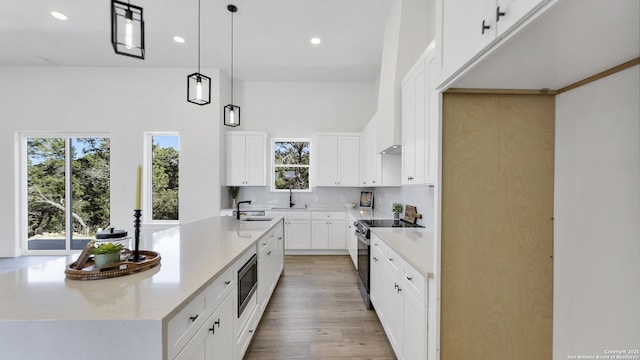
[375,0,434,154]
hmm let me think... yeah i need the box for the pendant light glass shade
[224,4,241,127]
[187,73,211,105]
[224,104,241,127]
[111,0,145,59]
[187,0,211,105]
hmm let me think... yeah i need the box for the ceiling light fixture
[50,11,68,21]
[111,0,145,59]
[310,37,321,45]
[173,36,185,44]
[224,4,241,127]
[187,0,211,105]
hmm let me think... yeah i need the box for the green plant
[91,242,123,255]
[230,186,239,199]
[392,203,403,214]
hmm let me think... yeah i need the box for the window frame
[19,132,111,255]
[144,132,180,225]
[270,137,312,193]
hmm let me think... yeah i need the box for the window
[272,139,311,191]
[146,133,179,222]
[22,134,110,253]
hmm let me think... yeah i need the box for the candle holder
[130,209,146,262]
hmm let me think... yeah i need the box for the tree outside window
[148,134,179,222]
[273,140,310,190]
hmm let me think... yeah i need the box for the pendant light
[224,4,241,127]
[111,0,145,59]
[187,0,211,105]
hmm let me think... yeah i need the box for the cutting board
[404,205,422,224]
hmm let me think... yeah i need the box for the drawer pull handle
[373,257,378,262]
[214,319,221,328]
[397,287,402,293]
[190,314,199,322]
[248,329,254,334]
[406,276,413,281]
[209,325,215,334]
[224,280,231,286]
[267,251,272,256]
[394,283,399,290]
[388,258,394,262]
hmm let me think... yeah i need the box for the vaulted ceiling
[0,0,393,81]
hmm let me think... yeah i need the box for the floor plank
[244,255,396,360]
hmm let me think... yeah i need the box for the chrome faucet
[237,200,252,220]
[289,188,295,208]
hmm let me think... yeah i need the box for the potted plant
[392,203,403,220]
[92,242,124,268]
[230,186,239,208]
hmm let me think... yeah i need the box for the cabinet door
[286,220,311,249]
[402,75,416,185]
[175,321,207,360]
[346,220,357,268]
[413,60,427,185]
[441,0,495,81]
[315,136,338,186]
[226,134,246,186]
[367,121,379,185]
[257,243,271,312]
[337,136,360,186]
[426,53,439,185]
[360,130,368,186]
[370,244,386,320]
[208,292,235,360]
[311,220,329,249]
[496,0,547,36]
[386,272,404,357]
[328,220,346,249]
[244,135,266,186]
[403,291,426,360]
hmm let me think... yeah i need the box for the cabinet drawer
[371,234,387,253]
[386,246,403,275]
[311,211,345,220]
[236,305,259,360]
[402,262,426,302]
[207,267,235,313]
[287,211,311,220]
[167,291,208,359]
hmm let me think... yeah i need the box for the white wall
[554,65,640,358]
[230,81,377,137]
[0,66,223,256]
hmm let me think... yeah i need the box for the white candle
[135,165,142,210]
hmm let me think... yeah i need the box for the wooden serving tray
[65,250,161,280]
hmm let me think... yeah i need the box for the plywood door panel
[441,93,554,360]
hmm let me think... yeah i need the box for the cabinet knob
[373,257,378,262]
[190,314,199,322]
[388,257,394,262]
[406,276,413,281]
[224,280,231,286]
[372,181,376,184]
[267,251,272,256]
[481,20,491,35]
[496,6,506,22]
[408,176,414,181]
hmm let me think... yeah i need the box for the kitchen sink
[241,216,274,221]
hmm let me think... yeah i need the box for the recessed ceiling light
[310,37,321,45]
[173,36,185,44]
[50,11,68,21]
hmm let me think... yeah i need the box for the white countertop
[0,216,282,321]
[371,227,435,277]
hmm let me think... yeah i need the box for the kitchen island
[0,216,284,360]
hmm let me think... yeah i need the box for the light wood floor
[244,255,396,360]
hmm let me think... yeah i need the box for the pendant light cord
[197,0,201,73]
[230,9,234,104]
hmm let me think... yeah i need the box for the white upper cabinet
[314,134,360,187]
[225,132,267,186]
[402,42,437,186]
[439,0,549,83]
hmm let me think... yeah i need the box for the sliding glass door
[24,135,110,254]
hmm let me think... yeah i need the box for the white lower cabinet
[371,233,429,360]
[176,289,235,360]
[311,212,346,249]
[346,216,358,268]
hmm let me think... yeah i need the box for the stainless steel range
[354,219,423,309]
